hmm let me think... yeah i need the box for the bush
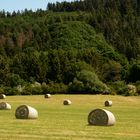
[21,85,32,95]
[42,81,68,94]
[0,87,4,94]
[68,78,85,93]
[31,86,43,95]
[30,82,43,95]
[134,81,140,95]
[127,84,138,96]
[6,74,25,87]
[68,70,110,93]
[3,86,21,96]
[101,60,122,82]
[109,81,128,96]
[21,83,43,95]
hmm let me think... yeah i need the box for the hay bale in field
[88,108,115,126]
[0,102,11,110]
[0,94,6,99]
[63,99,71,105]
[44,94,51,98]
[15,105,38,119]
[104,100,112,107]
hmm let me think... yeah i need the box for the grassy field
[0,94,140,140]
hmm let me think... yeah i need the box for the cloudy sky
[0,0,73,13]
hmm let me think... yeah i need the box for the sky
[0,0,73,13]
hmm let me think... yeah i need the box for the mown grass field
[0,95,140,140]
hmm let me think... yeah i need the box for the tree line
[0,0,140,96]
[48,0,140,59]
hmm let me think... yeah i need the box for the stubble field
[0,94,140,140]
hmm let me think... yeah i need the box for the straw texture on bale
[88,109,116,126]
[104,100,112,106]
[0,102,11,110]
[63,99,71,105]
[0,94,6,99]
[15,105,38,119]
[44,94,51,98]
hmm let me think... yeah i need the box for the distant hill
[49,21,120,60]
[0,0,140,95]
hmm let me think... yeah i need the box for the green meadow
[0,95,140,140]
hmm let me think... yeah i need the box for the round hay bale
[88,109,116,126]
[44,94,51,98]
[0,102,11,110]
[104,100,112,107]
[0,94,6,99]
[15,105,38,119]
[63,99,71,105]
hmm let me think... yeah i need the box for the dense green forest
[0,0,140,96]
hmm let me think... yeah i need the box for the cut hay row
[88,108,116,126]
[0,102,11,110]
[15,105,38,119]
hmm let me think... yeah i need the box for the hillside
[49,21,120,59]
[48,0,140,59]
[0,0,140,95]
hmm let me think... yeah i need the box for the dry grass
[0,95,140,140]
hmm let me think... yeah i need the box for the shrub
[68,78,85,92]
[102,81,138,96]
[42,81,68,94]
[134,81,140,95]
[109,81,128,96]
[68,70,110,93]
[30,81,43,95]
[6,74,25,87]
[31,86,43,95]
[0,87,4,94]
[101,60,122,82]
[21,83,42,95]
[21,85,32,95]
[127,84,138,96]
[128,60,140,82]
[136,85,140,95]
[3,86,21,96]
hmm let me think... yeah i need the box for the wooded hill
[0,0,140,95]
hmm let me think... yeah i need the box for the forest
[0,0,140,96]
